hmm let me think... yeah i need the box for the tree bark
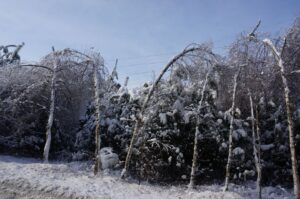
[93,64,102,175]
[188,71,210,189]
[43,51,57,163]
[224,66,241,191]
[263,38,299,199]
[249,91,262,199]
[255,106,262,199]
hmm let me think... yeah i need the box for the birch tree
[43,49,58,163]
[224,66,241,191]
[246,19,300,197]
[22,49,95,163]
[188,70,210,189]
[263,38,299,199]
[249,91,262,199]
[93,62,102,175]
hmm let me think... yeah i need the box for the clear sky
[0,0,299,88]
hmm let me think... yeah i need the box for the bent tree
[20,49,96,163]
[121,44,206,179]
[263,38,300,199]
[251,19,300,197]
[17,48,58,163]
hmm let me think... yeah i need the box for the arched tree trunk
[188,71,210,189]
[224,66,241,191]
[121,46,202,179]
[263,38,299,199]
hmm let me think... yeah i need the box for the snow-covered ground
[0,155,293,199]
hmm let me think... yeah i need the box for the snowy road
[0,155,292,199]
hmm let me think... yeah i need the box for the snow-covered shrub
[0,49,107,160]
[0,64,49,156]
[126,54,235,183]
[100,147,119,169]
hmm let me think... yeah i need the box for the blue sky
[0,0,299,88]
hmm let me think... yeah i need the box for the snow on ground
[0,155,293,199]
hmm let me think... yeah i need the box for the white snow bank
[0,155,293,199]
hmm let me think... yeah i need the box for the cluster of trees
[0,18,300,198]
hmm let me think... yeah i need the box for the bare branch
[19,64,54,72]
[291,70,300,74]
[248,20,261,39]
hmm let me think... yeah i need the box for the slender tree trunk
[93,64,102,175]
[263,39,299,199]
[249,91,262,199]
[224,67,241,191]
[189,126,200,188]
[255,106,262,199]
[188,71,210,189]
[43,51,57,163]
[121,47,202,179]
